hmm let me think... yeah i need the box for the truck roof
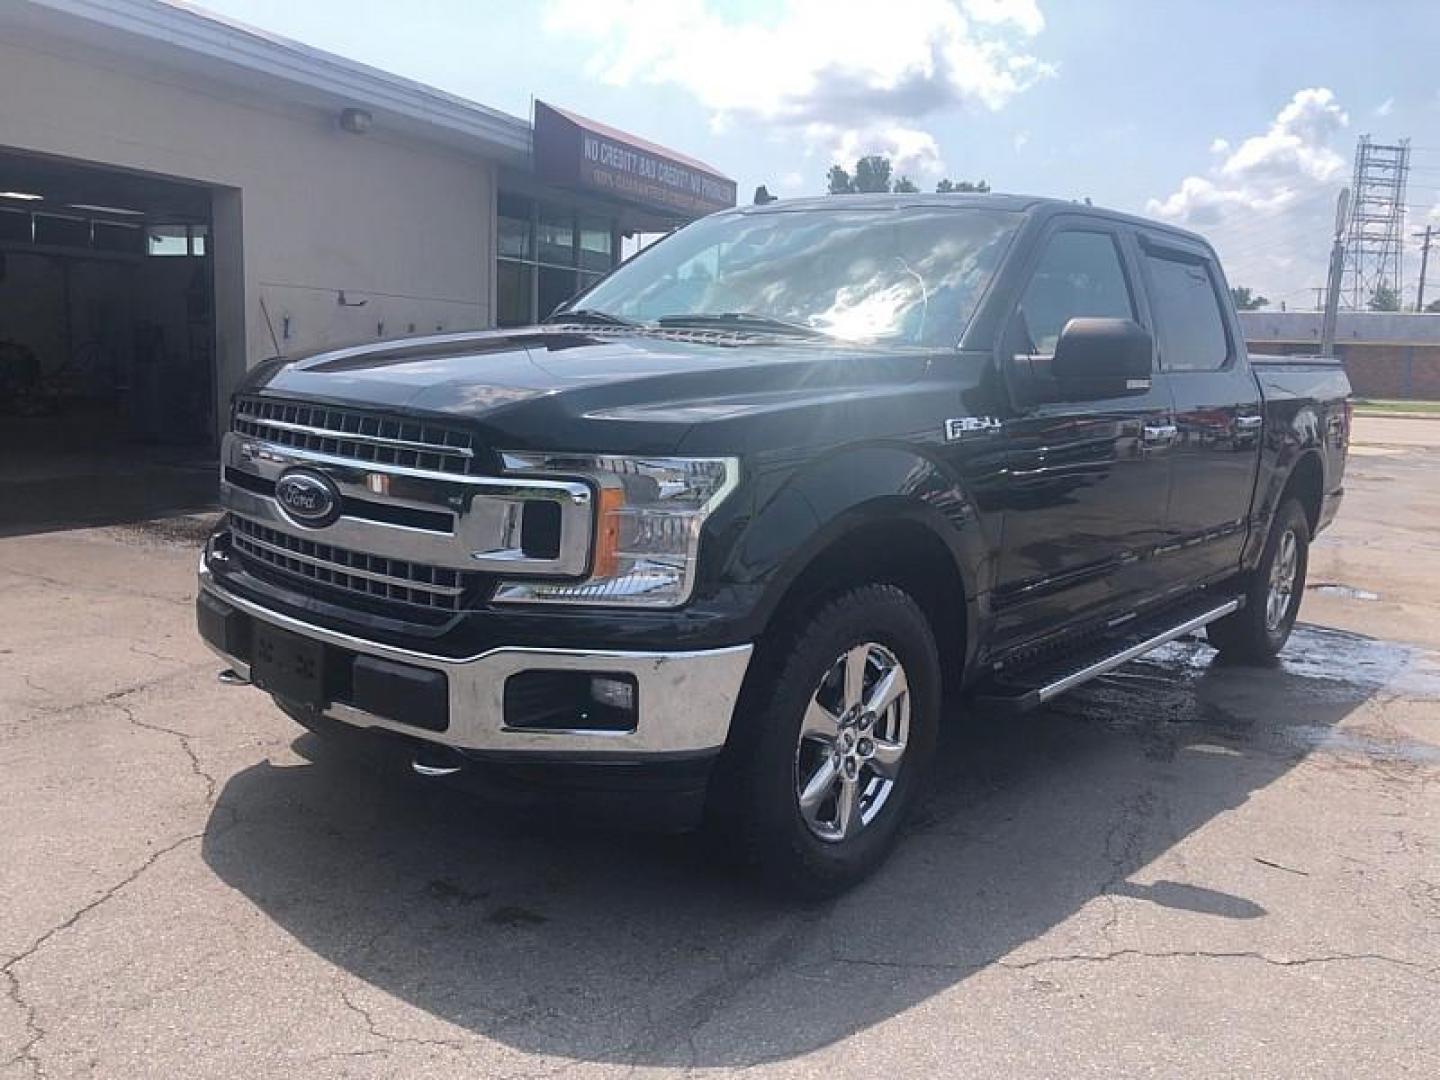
[732,193,1212,250]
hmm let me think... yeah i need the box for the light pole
[1321,187,1350,358]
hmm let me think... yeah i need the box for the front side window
[569,206,1020,347]
[1014,230,1134,354]
[1143,252,1229,371]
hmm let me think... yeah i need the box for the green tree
[1229,286,1270,311]
[853,155,893,193]
[752,185,777,205]
[828,156,988,196]
[826,164,854,194]
[1368,284,1401,312]
[936,178,990,193]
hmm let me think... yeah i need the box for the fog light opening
[503,670,638,733]
[590,675,635,712]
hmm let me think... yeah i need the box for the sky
[193,0,1440,309]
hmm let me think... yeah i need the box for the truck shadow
[200,624,1417,1067]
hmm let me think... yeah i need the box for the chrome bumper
[198,567,752,757]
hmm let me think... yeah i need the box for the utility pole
[1322,187,1350,358]
[1312,287,1325,311]
[1416,225,1433,311]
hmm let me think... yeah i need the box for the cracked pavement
[2,416,1438,1078]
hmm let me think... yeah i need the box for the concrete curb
[1354,410,1440,420]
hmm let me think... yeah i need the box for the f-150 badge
[945,417,1003,441]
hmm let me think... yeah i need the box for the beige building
[0,0,732,520]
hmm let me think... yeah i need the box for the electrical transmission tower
[1340,135,1410,309]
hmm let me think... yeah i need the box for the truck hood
[241,327,970,456]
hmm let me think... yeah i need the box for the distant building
[1240,311,1440,400]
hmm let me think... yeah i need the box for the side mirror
[1051,317,1153,400]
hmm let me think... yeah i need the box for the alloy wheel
[793,642,910,843]
[1265,528,1299,631]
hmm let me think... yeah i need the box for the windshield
[563,206,1020,347]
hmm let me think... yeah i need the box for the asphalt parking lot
[2,416,1438,1078]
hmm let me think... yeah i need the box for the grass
[1353,398,1440,415]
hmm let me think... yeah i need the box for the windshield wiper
[545,308,637,327]
[655,312,825,337]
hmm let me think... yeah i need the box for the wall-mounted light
[0,191,42,201]
[338,107,373,135]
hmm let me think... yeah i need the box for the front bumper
[197,565,753,760]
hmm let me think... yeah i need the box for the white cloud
[1375,96,1395,117]
[545,0,1052,174]
[806,122,946,177]
[1147,88,1351,303]
[1013,129,1031,153]
[1217,88,1348,183]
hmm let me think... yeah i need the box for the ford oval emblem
[274,470,341,527]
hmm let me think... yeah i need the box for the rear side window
[1015,231,1134,354]
[1144,253,1229,371]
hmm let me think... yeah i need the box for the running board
[973,597,1241,713]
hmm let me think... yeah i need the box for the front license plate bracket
[251,623,326,708]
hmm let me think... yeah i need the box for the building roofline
[1240,310,1440,347]
[18,0,534,160]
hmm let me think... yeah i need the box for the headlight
[494,454,740,608]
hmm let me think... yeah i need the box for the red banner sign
[534,101,736,219]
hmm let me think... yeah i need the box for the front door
[990,225,1175,649]
[1138,237,1262,586]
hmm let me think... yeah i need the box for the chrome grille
[233,396,477,475]
[230,515,478,612]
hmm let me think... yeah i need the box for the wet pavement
[2,417,1438,1078]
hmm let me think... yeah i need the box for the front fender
[727,442,989,632]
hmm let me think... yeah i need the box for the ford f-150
[197,194,1350,894]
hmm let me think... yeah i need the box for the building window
[496,193,617,327]
[147,223,207,257]
[579,217,613,272]
[497,260,533,328]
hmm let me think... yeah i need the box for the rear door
[1137,235,1262,587]
[990,221,1174,648]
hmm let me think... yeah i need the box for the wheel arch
[1281,448,1325,534]
[772,510,972,678]
[731,446,990,694]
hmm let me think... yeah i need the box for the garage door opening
[0,151,220,535]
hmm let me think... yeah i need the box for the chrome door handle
[1143,423,1178,444]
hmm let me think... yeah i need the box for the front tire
[717,584,941,898]
[1207,497,1310,662]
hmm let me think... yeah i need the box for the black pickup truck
[198,194,1350,894]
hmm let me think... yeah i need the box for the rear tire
[1207,497,1310,663]
[714,584,941,898]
